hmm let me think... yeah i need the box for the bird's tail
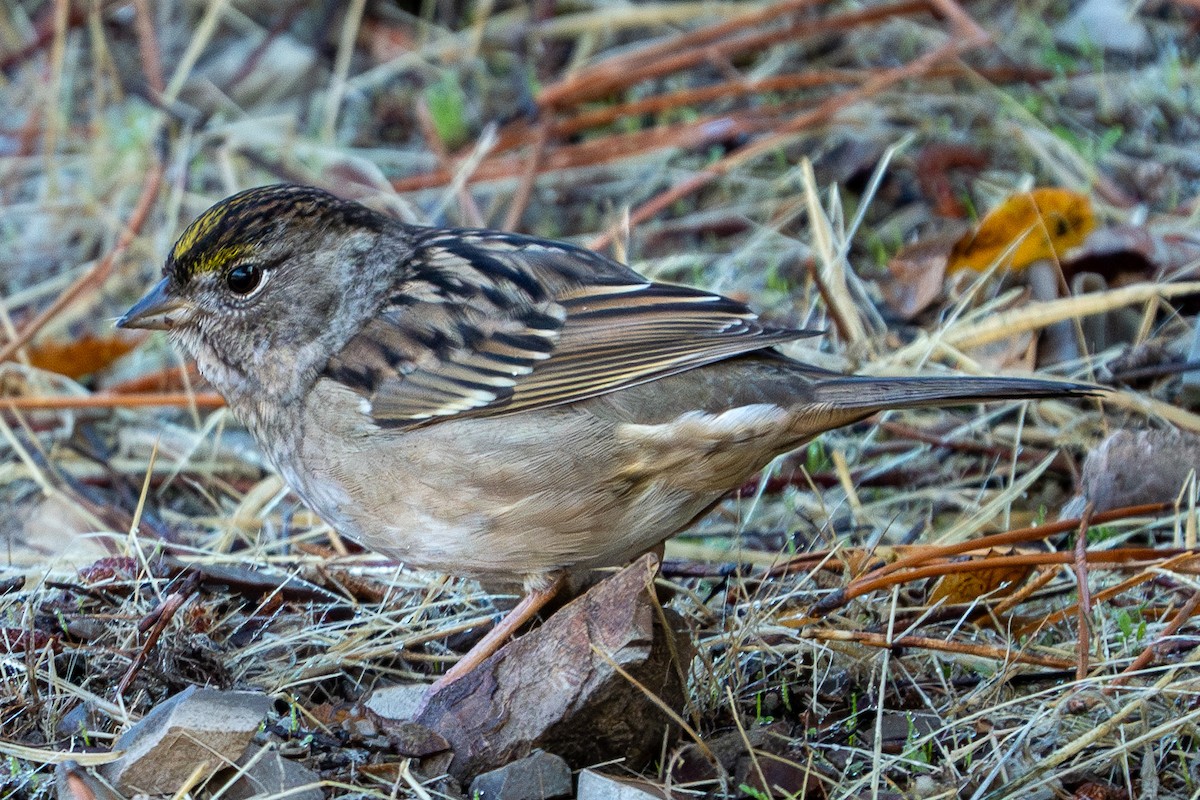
[810,375,1100,416]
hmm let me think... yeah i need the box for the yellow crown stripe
[172,203,231,265]
[194,243,252,277]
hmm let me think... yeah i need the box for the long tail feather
[811,375,1100,414]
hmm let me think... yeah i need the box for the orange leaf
[947,188,1095,274]
[26,333,143,380]
[927,550,1034,606]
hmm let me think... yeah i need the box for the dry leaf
[947,188,1095,274]
[879,231,959,320]
[27,333,142,380]
[927,549,1034,606]
[914,143,989,219]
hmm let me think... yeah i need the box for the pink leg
[427,575,566,692]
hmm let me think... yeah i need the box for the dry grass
[1,1,1199,798]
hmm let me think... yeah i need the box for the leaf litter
[1,1,1199,798]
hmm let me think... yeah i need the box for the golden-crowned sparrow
[119,184,1094,681]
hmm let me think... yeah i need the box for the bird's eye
[226,263,263,296]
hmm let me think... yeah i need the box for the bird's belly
[275,379,795,583]
[278,388,701,581]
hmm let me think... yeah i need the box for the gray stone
[100,685,272,795]
[417,555,693,779]
[1064,427,1200,518]
[364,683,426,721]
[469,750,572,800]
[1053,0,1151,55]
[54,703,96,740]
[577,770,669,800]
[216,746,323,800]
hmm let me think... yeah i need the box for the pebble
[99,685,272,795]
[469,750,573,800]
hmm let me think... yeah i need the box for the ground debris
[98,686,272,795]
[576,769,669,800]
[213,745,324,800]
[469,749,573,800]
[415,554,692,779]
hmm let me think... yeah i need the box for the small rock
[469,750,572,800]
[857,711,941,748]
[668,727,763,785]
[1063,428,1200,517]
[100,685,272,795]
[54,703,97,740]
[417,554,694,779]
[385,719,451,758]
[357,689,451,757]
[6,493,109,569]
[734,753,825,798]
[1053,0,1151,56]
[365,683,426,721]
[215,746,323,800]
[577,769,668,800]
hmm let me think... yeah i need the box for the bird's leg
[427,573,567,692]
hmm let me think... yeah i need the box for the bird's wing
[321,230,816,426]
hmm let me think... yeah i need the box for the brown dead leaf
[27,333,143,380]
[947,188,1095,274]
[915,143,989,219]
[879,231,960,320]
[927,549,1034,606]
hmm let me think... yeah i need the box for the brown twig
[810,502,1176,614]
[116,571,203,696]
[485,61,1054,163]
[992,565,1059,617]
[1106,589,1200,692]
[501,118,551,232]
[877,420,1063,468]
[803,628,1075,669]
[1020,552,1200,636]
[394,109,764,192]
[850,549,1196,589]
[509,70,869,148]
[132,0,165,98]
[0,1,88,71]
[538,0,919,108]
[806,258,851,343]
[103,362,204,395]
[1072,503,1095,681]
[415,98,485,227]
[588,4,990,250]
[2,392,225,410]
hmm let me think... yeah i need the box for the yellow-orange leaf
[927,551,1033,606]
[947,188,1095,274]
[26,333,143,380]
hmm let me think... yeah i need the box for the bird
[118,184,1096,687]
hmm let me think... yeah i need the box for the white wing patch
[615,404,797,492]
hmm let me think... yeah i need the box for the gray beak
[117,278,190,331]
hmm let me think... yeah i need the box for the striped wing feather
[327,233,817,425]
[501,284,810,413]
